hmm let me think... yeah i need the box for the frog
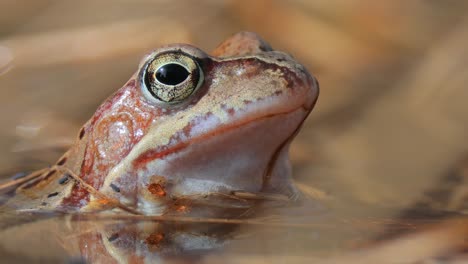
[1,31,319,218]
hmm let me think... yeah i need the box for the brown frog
[1,32,319,218]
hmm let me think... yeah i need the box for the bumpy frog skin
[2,32,319,217]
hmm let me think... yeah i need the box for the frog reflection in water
[1,32,319,260]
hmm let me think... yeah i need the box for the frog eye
[142,52,203,104]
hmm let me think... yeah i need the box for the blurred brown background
[0,0,467,263]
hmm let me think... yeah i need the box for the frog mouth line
[261,103,313,190]
[132,102,313,170]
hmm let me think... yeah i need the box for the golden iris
[143,52,203,103]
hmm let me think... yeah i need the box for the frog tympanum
[1,32,319,219]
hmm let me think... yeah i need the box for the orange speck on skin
[145,232,165,248]
[176,205,190,213]
[148,183,167,197]
[95,198,112,205]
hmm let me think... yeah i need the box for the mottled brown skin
[4,32,319,217]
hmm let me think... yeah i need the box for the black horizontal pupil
[156,63,190,85]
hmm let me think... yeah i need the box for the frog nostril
[156,63,190,85]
